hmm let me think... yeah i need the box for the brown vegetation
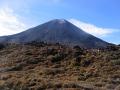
[0,42,120,90]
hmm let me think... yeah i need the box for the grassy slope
[0,42,120,90]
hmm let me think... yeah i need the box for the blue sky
[0,0,120,44]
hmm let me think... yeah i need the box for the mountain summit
[0,19,109,48]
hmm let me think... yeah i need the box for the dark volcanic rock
[0,19,109,48]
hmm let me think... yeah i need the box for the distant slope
[0,19,109,48]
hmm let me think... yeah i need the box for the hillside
[0,42,120,90]
[0,19,109,48]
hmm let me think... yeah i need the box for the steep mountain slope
[0,19,109,48]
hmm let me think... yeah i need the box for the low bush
[51,53,65,63]
[81,59,91,67]
[111,59,120,65]
[0,44,5,49]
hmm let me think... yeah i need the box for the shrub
[106,45,119,51]
[7,63,24,71]
[78,72,92,81]
[51,53,65,63]
[73,45,81,49]
[73,45,84,57]
[47,48,57,55]
[72,56,81,66]
[74,51,83,57]
[111,59,120,65]
[53,82,63,88]
[63,83,81,88]
[81,59,91,67]
[26,58,40,64]
[0,44,5,49]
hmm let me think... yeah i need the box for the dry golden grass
[0,42,120,90]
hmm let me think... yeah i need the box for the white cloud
[69,19,115,37]
[0,7,27,36]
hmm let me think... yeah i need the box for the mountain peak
[51,19,67,24]
[0,19,109,48]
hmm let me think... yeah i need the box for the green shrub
[78,72,92,81]
[51,53,65,63]
[111,59,120,65]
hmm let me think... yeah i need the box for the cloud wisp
[69,19,117,37]
[0,7,27,36]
